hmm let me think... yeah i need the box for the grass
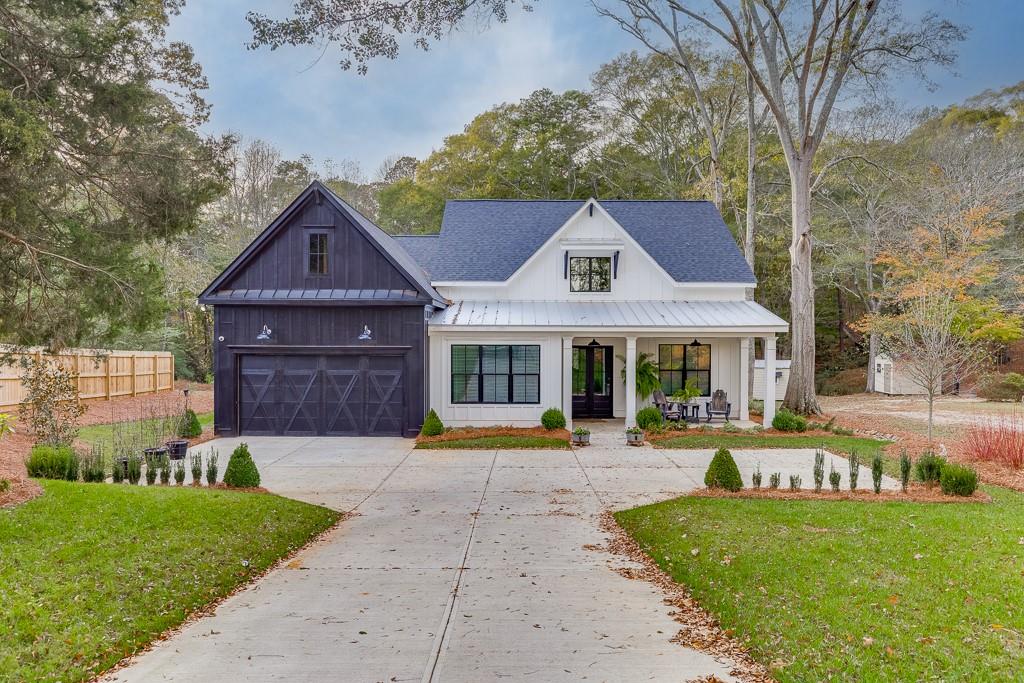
[651,432,890,459]
[0,480,339,682]
[77,411,214,452]
[616,487,1024,681]
[416,435,569,449]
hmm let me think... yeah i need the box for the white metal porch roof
[430,300,787,333]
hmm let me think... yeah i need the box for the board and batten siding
[434,206,748,303]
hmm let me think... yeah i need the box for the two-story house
[200,181,787,437]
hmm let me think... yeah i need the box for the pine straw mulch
[823,411,1024,494]
[690,484,991,504]
[588,511,773,683]
[415,425,571,444]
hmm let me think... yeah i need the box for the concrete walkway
[106,427,894,682]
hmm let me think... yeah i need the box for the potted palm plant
[671,378,703,422]
[571,426,591,446]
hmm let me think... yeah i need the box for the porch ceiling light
[689,338,701,347]
[588,338,600,346]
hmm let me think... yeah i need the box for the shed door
[239,354,404,436]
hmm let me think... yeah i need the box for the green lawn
[616,488,1024,681]
[77,411,214,452]
[0,480,338,682]
[416,435,569,449]
[651,433,890,458]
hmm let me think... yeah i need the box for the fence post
[72,353,81,406]
[131,355,137,397]
[169,354,174,390]
[105,355,112,401]
[152,356,158,396]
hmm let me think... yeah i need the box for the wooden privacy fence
[0,348,175,412]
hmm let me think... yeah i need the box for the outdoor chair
[652,390,681,422]
[705,389,731,422]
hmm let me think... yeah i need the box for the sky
[167,0,1024,177]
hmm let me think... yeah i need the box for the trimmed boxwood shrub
[540,408,566,430]
[771,409,807,432]
[420,409,444,437]
[179,408,203,438]
[704,447,743,491]
[939,463,978,496]
[635,406,664,430]
[25,444,79,481]
[915,452,946,484]
[223,443,261,488]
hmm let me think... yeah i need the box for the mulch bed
[690,484,991,504]
[589,511,772,683]
[646,426,838,445]
[415,425,570,444]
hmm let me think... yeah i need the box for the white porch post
[739,337,750,421]
[763,335,777,426]
[625,336,637,428]
[562,336,574,431]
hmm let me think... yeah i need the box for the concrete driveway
[106,430,891,682]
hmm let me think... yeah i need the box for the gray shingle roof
[393,199,755,284]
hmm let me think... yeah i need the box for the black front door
[572,346,613,418]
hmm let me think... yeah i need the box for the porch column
[763,335,777,426]
[562,336,573,431]
[739,337,750,421]
[625,336,637,428]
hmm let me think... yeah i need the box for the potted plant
[165,439,189,460]
[625,426,644,446]
[571,426,591,446]
[670,378,703,421]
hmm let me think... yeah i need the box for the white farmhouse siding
[753,359,791,401]
[873,353,928,395]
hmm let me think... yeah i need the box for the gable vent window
[569,256,611,292]
[307,232,329,275]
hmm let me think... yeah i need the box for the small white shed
[872,353,928,395]
[753,359,791,401]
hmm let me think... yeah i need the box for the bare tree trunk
[744,69,757,398]
[783,157,821,414]
[866,332,878,392]
[927,391,935,443]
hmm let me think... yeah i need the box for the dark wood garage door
[239,354,404,436]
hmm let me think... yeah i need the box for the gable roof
[393,199,755,284]
[200,181,445,307]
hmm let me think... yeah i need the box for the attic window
[307,232,329,275]
[569,256,611,292]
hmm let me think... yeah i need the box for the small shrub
[829,465,841,492]
[916,452,946,485]
[976,372,1024,402]
[813,448,825,492]
[540,408,566,430]
[752,463,762,489]
[572,426,590,436]
[848,451,860,490]
[721,421,742,433]
[635,406,664,430]
[831,425,854,436]
[174,460,186,485]
[789,474,802,490]
[772,409,807,432]
[704,447,743,491]
[159,455,171,485]
[126,452,142,485]
[899,450,912,493]
[939,463,978,496]
[962,416,1024,469]
[179,408,203,438]
[205,449,219,486]
[223,443,260,488]
[768,472,781,490]
[18,357,86,446]
[111,457,125,484]
[0,478,9,494]
[420,409,444,437]
[25,444,79,481]
[190,451,203,485]
[871,454,884,493]
[144,452,158,486]
[81,446,106,483]
[748,399,764,416]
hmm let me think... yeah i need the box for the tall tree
[599,0,963,413]
[0,0,228,348]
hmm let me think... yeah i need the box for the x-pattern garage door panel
[239,353,405,436]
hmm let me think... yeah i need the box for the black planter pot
[143,446,168,461]
[165,440,188,460]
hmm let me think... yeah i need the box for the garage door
[239,354,404,436]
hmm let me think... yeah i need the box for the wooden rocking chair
[705,389,731,422]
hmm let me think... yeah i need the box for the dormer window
[306,231,329,275]
[569,256,611,292]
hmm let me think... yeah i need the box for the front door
[572,346,613,418]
